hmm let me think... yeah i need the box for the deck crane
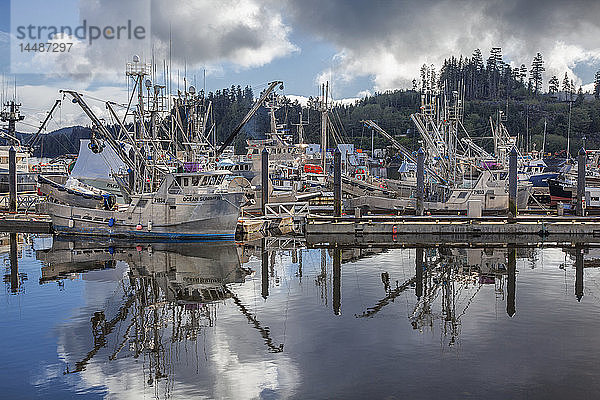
[460,137,492,160]
[216,80,283,157]
[60,90,137,173]
[410,113,450,177]
[361,119,446,184]
[27,99,61,148]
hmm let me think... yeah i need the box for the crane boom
[28,99,61,147]
[61,90,136,172]
[216,80,283,157]
[362,119,446,183]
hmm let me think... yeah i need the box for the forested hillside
[16,48,600,158]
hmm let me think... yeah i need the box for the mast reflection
[37,238,252,382]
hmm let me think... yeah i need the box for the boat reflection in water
[18,233,600,399]
[36,238,252,395]
[38,238,248,301]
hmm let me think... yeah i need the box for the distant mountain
[9,126,91,158]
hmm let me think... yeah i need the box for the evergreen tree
[519,64,528,85]
[576,86,585,105]
[548,75,560,94]
[595,71,600,99]
[562,72,570,93]
[529,53,545,94]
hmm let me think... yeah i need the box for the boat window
[192,176,200,186]
[168,181,182,194]
[183,177,189,186]
[592,197,600,201]
[209,176,216,185]
[458,191,468,199]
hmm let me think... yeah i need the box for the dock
[305,214,600,240]
[0,212,52,233]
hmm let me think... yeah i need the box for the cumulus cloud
[151,0,298,69]
[12,0,298,82]
[284,0,600,92]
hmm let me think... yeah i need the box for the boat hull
[39,192,243,240]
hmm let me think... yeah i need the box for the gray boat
[39,170,244,240]
[36,56,278,240]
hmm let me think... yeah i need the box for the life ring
[356,175,364,181]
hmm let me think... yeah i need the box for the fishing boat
[37,56,259,240]
[39,170,244,239]
[347,168,531,214]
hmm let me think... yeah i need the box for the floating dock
[0,212,52,233]
[306,215,600,239]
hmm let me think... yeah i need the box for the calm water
[1,234,600,399]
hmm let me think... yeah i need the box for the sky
[1,0,600,132]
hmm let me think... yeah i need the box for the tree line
[16,47,600,158]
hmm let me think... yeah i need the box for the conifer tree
[529,53,545,94]
[548,75,560,94]
[594,71,600,99]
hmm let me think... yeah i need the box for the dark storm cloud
[283,0,600,90]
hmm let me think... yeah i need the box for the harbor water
[2,235,600,399]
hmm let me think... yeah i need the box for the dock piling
[334,148,342,217]
[262,148,269,215]
[416,148,425,216]
[577,147,586,217]
[9,146,16,213]
[508,147,517,219]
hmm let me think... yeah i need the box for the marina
[5,0,600,398]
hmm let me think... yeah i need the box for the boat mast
[0,100,24,146]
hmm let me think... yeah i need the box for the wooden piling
[416,148,424,216]
[334,148,342,217]
[9,147,16,213]
[261,148,269,215]
[508,147,517,219]
[577,147,586,217]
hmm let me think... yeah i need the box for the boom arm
[216,80,283,157]
[61,90,136,172]
[362,119,446,183]
[28,99,61,147]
